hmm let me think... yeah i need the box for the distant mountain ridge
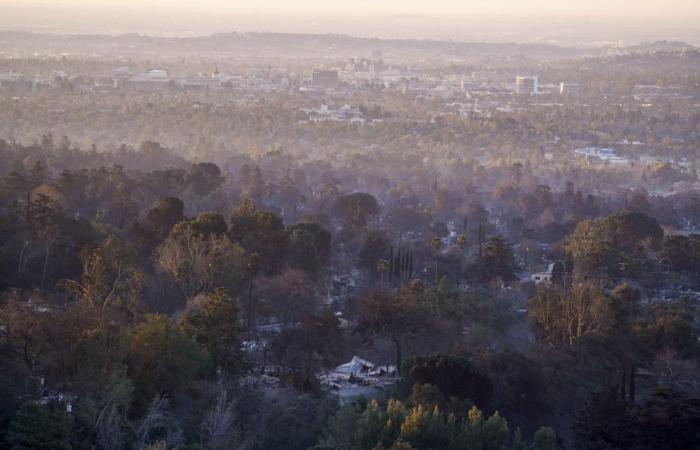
[0,30,695,61]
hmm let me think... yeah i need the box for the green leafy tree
[255,268,316,324]
[7,403,71,450]
[637,298,699,358]
[402,354,493,408]
[356,282,429,374]
[566,211,663,277]
[399,404,454,450]
[454,406,509,450]
[357,229,392,278]
[185,162,223,196]
[334,192,379,229]
[316,398,367,450]
[533,427,557,450]
[475,236,517,282]
[126,314,208,407]
[349,401,381,449]
[408,383,446,410]
[179,212,228,237]
[318,399,543,450]
[287,221,331,277]
[573,384,634,450]
[478,351,548,415]
[229,198,289,274]
[145,197,184,241]
[511,428,527,450]
[180,288,244,374]
[270,310,343,389]
[658,234,700,280]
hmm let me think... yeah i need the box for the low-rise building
[560,82,580,95]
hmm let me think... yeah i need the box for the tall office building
[516,75,538,95]
[312,69,339,88]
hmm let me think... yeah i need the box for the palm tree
[376,258,389,287]
[457,234,467,250]
[431,236,442,283]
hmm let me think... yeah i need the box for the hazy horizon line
[2,7,698,46]
[0,27,697,46]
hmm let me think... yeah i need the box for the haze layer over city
[0,1,699,449]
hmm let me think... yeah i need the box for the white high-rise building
[516,75,538,95]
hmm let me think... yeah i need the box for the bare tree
[96,405,125,450]
[255,269,316,324]
[133,396,169,450]
[200,388,237,450]
[653,348,699,393]
[155,228,245,298]
[528,281,612,347]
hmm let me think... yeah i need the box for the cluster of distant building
[1,54,691,108]
[515,76,580,96]
[300,102,372,124]
[305,68,581,98]
[574,147,629,165]
[113,67,294,93]
[570,146,693,172]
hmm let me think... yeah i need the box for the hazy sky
[7,0,700,17]
[2,0,699,45]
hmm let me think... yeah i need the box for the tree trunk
[621,366,626,401]
[262,344,267,374]
[40,239,54,290]
[629,364,636,404]
[246,277,254,341]
[394,337,402,376]
[25,190,31,222]
[17,241,27,284]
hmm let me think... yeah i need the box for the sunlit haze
[0,0,699,449]
[2,0,699,44]
[5,0,700,17]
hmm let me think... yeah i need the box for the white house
[531,263,555,285]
